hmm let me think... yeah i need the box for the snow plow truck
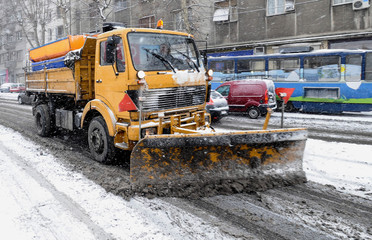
[25,23,308,192]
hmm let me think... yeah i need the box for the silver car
[206,90,229,123]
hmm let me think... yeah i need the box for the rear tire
[88,116,115,164]
[18,96,23,105]
[247,106,260,119]
[35,104,52,136]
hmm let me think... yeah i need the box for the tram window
[304,56,340,82]
[268,58,300,81]
[365,53,372,81]
[209,60,235,74]
[209,60,235,81]
[236,59,265,79]
[345,55,362,82]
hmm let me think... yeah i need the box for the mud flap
[130,128,308,191]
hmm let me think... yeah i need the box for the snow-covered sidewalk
[0,125,235,240]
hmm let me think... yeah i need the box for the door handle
[96,79,102,83]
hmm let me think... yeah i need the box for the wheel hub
[90,129,104,153]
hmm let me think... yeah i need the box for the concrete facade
[111,0,372,53]
[2,0,372,85]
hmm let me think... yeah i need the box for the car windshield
[127,32,200,71]
[211,91,224,99]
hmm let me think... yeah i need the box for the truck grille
[141,86,206,112]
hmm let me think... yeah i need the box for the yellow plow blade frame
[130,128,307,191]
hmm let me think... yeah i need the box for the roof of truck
[97,27,193,39]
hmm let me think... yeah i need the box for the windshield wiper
[143,48,176,73]
[175,50,200,72]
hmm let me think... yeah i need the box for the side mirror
[107,35,121,45]
[106,35,121,64]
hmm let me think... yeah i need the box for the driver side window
[100,38,126,72]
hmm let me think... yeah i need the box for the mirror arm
[112,51,119,76]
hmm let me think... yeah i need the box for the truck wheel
[35,104,52,136]
[88,116,115,164]
[18,96,23,104]
[247,106,260,119]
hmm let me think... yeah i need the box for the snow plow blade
[130,128,307,192]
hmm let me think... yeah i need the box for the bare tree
[93,0,113,22]
[10,0,52,48]
[53,0,71,35]
[77,0,114,32]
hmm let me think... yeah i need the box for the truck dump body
[26,37,96,101]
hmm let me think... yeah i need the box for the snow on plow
[130,128,308,193]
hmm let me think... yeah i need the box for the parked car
[17,92,35,105]
[0,83,15,93]
[206,90,229,123]
[215,79,277,119]
[10,83,26,93]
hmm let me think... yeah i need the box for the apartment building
[113,0,372,54]
[1,0,372,84]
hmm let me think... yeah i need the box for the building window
[213,0,238,22]
[139,16,155,28]
[9,51,16,61]
[56,26,64,39]
[28,32,35,40]
[115,0,127,10]
[267,0,295,16]
[48,29,53,42]
[57,6,63,18]
[333,0,353,5]
[7,34,14,42]
[17,50,23,61]
[16,31,22,41]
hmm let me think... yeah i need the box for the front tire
[88,116,115,164]
[18,96,23,104]
[247,106,260,119]
[35,104,52,136]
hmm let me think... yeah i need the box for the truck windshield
[128,32,200,72]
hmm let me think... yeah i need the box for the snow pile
[304,139,372,200]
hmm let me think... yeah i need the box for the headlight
[137,70,146,79]
[207,69,213,77]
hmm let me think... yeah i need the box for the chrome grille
[141,86,206,112]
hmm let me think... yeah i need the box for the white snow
[0,125,234,240]
[304,139,372,199]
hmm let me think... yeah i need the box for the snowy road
[1,93,372,239]
[0,126,237,240]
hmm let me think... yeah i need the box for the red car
[215,79,277,119]
[9,83,26,93]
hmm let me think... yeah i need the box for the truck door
[95,35,127,114]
